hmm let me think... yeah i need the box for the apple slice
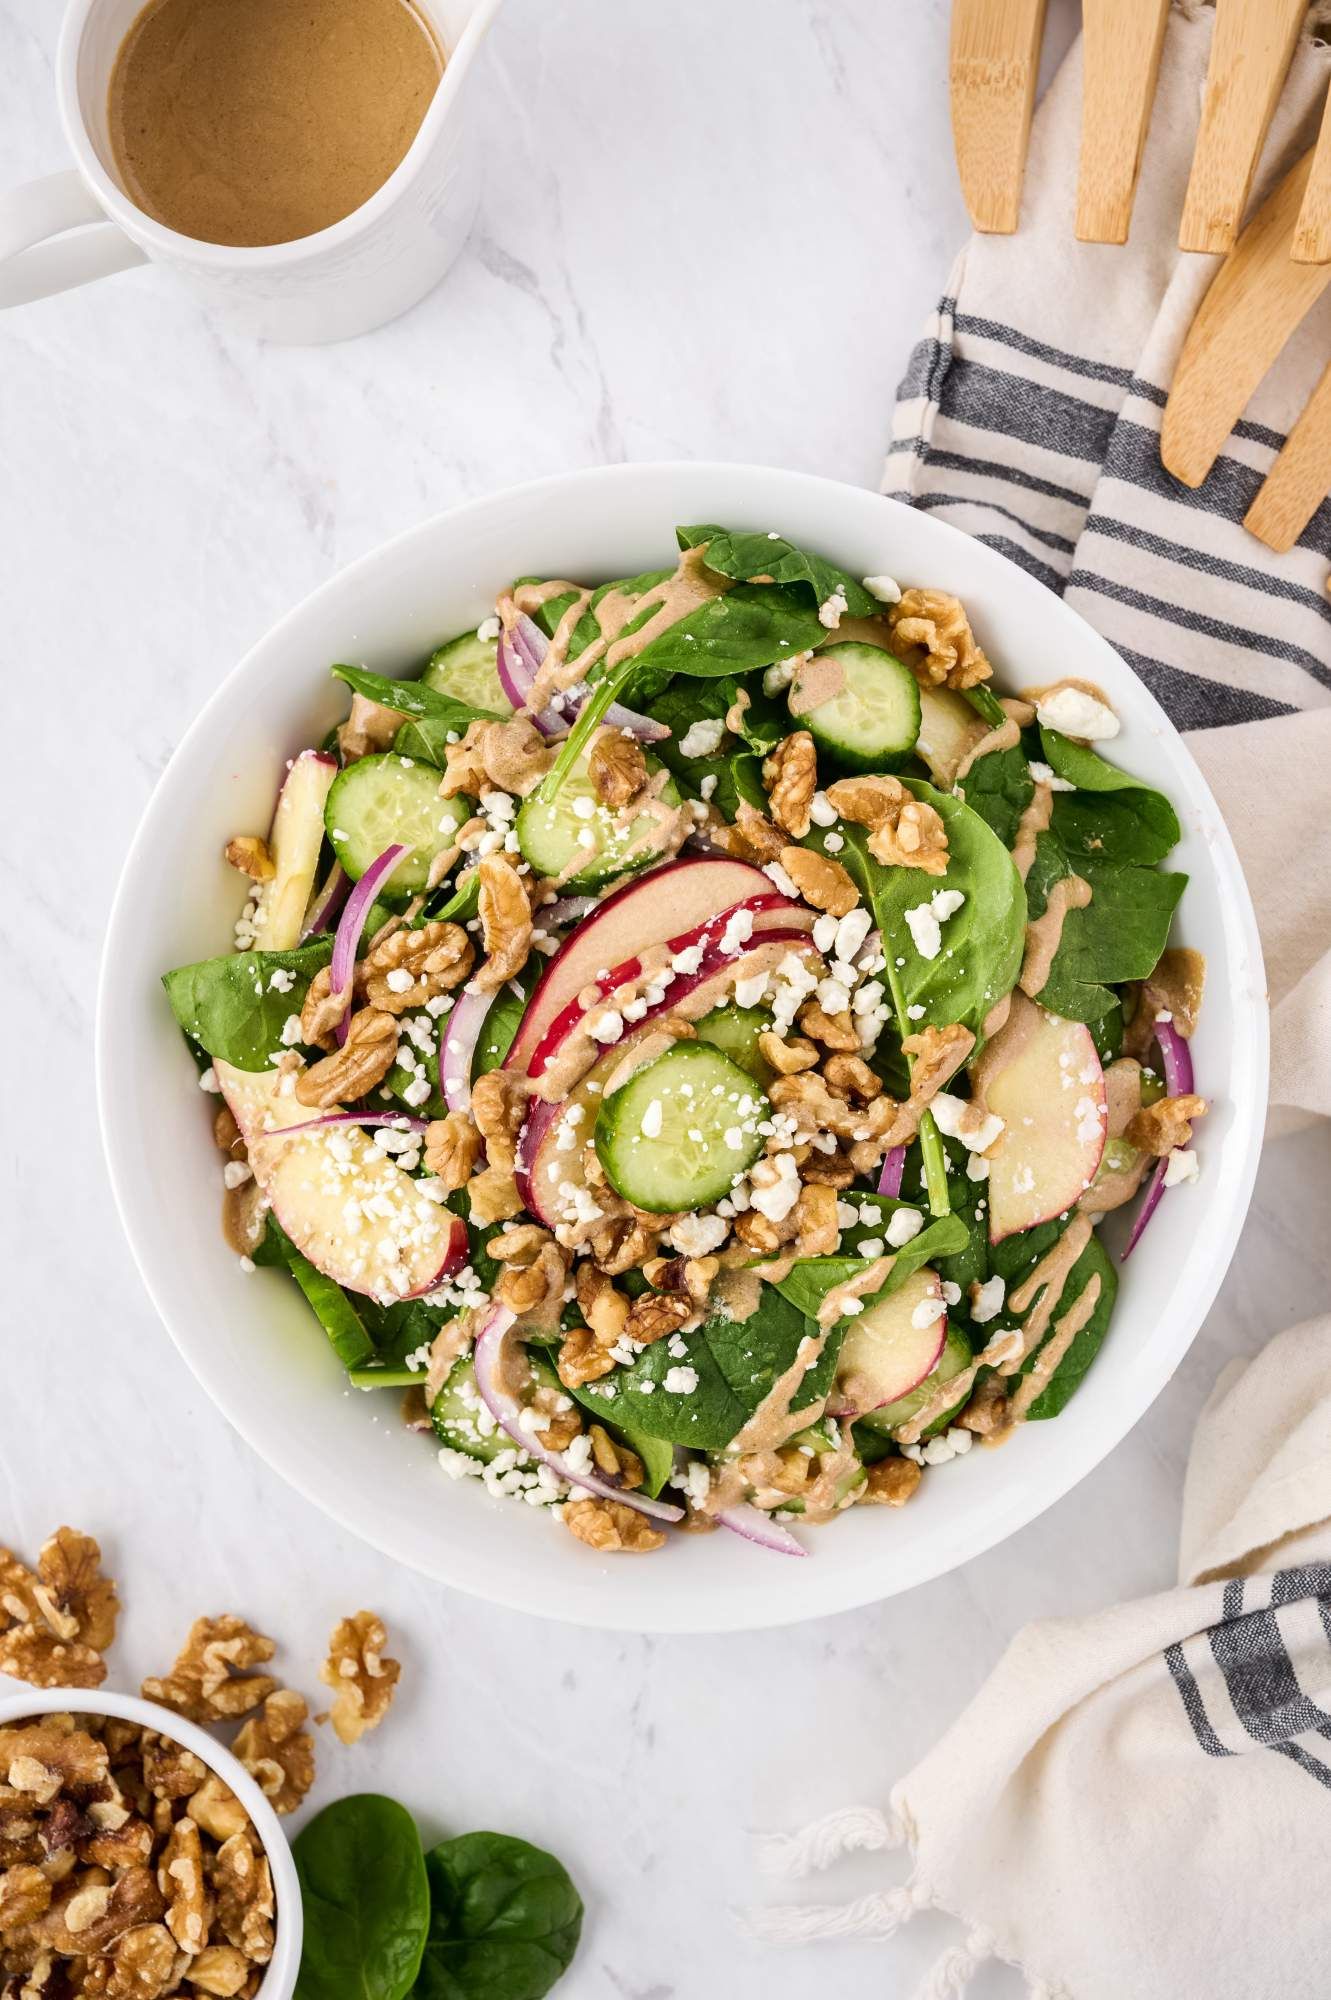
[972,993,1107,1244]
[505,855,776,1075]
[915,687,991,789]
[829,1267,947,1417]
[217,1061,467,1300]
[518,930,821,1226]
[252,750,338,951]
[526,891,810,1082]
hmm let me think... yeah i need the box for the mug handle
[0,169,147,309]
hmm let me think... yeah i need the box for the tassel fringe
[739,1872,929,1946]
[911,1927,994,1999]
[755,1802,907,1878]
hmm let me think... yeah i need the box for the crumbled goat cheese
[589,1010,625,1044]
[763,860,799,900]
[680,717,726,759]
[857,1237,884,1259]
[199,1068,220,1094]
[862,573,902,604]
[823,831,844,853]
[222,1160,253,1191]
[818,584,848,629]
[912,1293,943,1329]
[268,968,295,994]
[720,908,755,955]
[670,1211,729,1256]
[885,1207,924,1248]
[663,1366,700,1395]
[640,1099,664,1139]
[966,1152,991,1183]
[385,967,415,994]
[749,1152,801,1223]
[971,1275,1006,1322]
[1163,1148,1199,1186]
[733,969,770,1009]
[1035,686,1120,741]
[280,1014,304,1046]
[904,903,942,961]
[476,614,501,642]
[809,790,837,827]
[1027,759,1076,793]
[930,1092,1005,1154]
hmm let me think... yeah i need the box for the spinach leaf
[163,940,331,1071]
[990,1221,1117,1419]
[933,1167,989,1300]
[1026,830,1186,1025]
[957,742,1033,850]
[262,1218,441,1371]
[414,1832,582,2000]
[632,584,825,680]
[1041,728,1181,865]
[294,1795,429,2000]
[560,1381,674,1497]
[774,1209,969,1325]
[522,568,675,661]
[825,781,1026,1041]
[394,717,463,768]
[647,682,776,818]
[677,523,878,620]
[474,961,543,1078]
[333,663,501,736]
[578,1286,820,1450]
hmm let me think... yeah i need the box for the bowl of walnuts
[0,1686,301,1999]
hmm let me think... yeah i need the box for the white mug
[0,0,502,343]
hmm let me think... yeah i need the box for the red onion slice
[542,895,598,929]
[280,1111,428,1136]
[471,1307,684,1522]
[717,1502,806,1557]
[877,1147,905,1200]
[300,862,350,941]
[440,983,493,1115]
[503,612,669,743]
[330,844,407,1046]
[1120,1015,1199,1262]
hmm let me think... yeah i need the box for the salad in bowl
[162,522,1208,1563]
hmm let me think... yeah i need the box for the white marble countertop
[4,0,1330,1991]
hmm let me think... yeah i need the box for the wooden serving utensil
[949,0,1048,233]
[1244,361,1331,551]
[1292,87,1331,263]
[1075,0,1170,245]
[1161,148,1331,489]
[1177,0,1304,255]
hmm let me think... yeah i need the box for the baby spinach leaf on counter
[1040,728,1181,865]
[774,1210,969,1326]
[990,1221,1117,1419]
[294,1794,429,2000]
[414,1832,583,2000]
[578,1286,822,1450]
[677,523,879,620]
[163,940,332,1071]
[823,781,1026,1041]
[631,584,826,680]
[332,663,501,736]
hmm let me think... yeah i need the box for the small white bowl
[96,462,1268,1632]
[0,1686,302,1996]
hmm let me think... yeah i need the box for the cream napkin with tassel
[748,1317,1331,1999]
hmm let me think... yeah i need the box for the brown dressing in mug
[108,0,444,248]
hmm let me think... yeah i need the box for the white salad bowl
[0,1686,302,1996]
[96,463,1268,1633]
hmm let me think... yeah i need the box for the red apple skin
[971,993,1108,1245]
[216,1062,465,1300]
[516,929,821,1226]
[827,1268,947,1417]
[525,891,810,1082]
[505,855,775,1075]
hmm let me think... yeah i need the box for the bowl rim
[94,460,1269,1632]
[0,1684,302,1993]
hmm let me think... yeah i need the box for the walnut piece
[496,1241,568,1318]
[231,1692,314,1817]
[902,1024,975,1108]
[763,732,817,839]
[156,1818,210,1956]
[476,855,533,992]
[293,1009,399,1110]
[99,1921,179,1999]
[0,1552,42,1631]
[187,1779,249,1850]
[757,1031,818,1076]
[574,1265,629,1344]
[299,965,357,1051]
[423,1112,484,1192]
[188,1944,252,1995]
[888,588,992,689]
[957,1376,1009,1437]
[824,774,950,875]
[141,1616,277,1725]
[731,801,788,863]
[211,1832,274,1964]
[338,693,404,763]
[823,1052,882,1102]
[587,1426,643,1490]
[470,1068,528,1173]
[777,846,859,917]
[443,715,554,799]
[141,1736,208,1803]
[858,1457,924,1506]
[1125,1092,1207,1157]
[588,726,648,809]
[0,1626,105,1690]
[363,922,474,1014]
[797,1003,861,1052]
[624,1292,692,1346]
[561,1499,666,1554]
[0,1530,118,1694]
[319,1612,401,1748]
[790,1181,840,1257]
[0,1863,50,1928]
[465,1166,525,1228]
[556,1329,617,1389]
[222,836,274,883]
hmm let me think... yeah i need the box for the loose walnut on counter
[0,1530,118,1692]
[141,1617,277,1727]
[318,1613,401,1748]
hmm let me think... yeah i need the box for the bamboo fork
[1177,0,1305,255]
[1292,87,1331,263]
[948,0,1048,233]
[1243,361,1331,550]
[1162,149,1331,490]
[1075,0,1170,245]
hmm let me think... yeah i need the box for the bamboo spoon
[1177,0,1304,254]
[1161,148,1331,488]
[1243,361,1331,551]
[949,0,1048,233]
[1075,0,1169,245]
[1292,87,1331,263]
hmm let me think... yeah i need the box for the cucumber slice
[431,1349,562,1464]
[694,1004,775,1085]
[594,1042,769,1213]
[421,628,511,713]
[791,641,920,771]
[856,1324,971,1438]
[516,749,681,891]
[325,754,472,894]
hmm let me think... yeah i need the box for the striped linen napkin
[745,10,1331,1996]
[886,0,1331,1131]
